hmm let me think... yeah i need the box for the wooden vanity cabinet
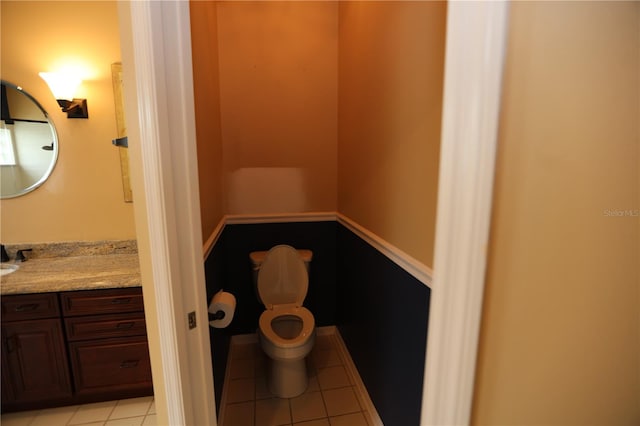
[1,287,152,412]
[61,288,153,401]
[1,293,72,410]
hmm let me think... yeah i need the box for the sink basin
[0,263,19,276]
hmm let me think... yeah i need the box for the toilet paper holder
[209,310,226,321]
[208,290,236,328]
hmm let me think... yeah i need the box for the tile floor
[220,332,372,426]
[1,334,374,426]
[0,396,156,426]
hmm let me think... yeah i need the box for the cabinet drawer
[61,288,144,317]
[65,313,147,341]
[1,293,60,322]
[68,336,152,396]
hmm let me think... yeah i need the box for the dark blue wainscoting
[203,230,230,413]
[203,219,430,424]
[336,224,431,426]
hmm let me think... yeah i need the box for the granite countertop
[0,240,141,295]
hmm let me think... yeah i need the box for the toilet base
[267,357,308,398]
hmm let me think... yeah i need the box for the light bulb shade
[39,72,82,101]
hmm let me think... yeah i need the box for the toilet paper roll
[208,291,236,328]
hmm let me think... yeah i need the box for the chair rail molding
[202,212,433,287]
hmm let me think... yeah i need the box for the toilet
[250,245,316,398]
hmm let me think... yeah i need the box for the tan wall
[0,1,135,243]
[216,1,338,215]
[473,2,640,424]
[190,1,225,243]
[192,1,446,267]
[337,1,446,267]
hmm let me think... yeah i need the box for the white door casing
[421,2,509,425]
[118,1,216,425]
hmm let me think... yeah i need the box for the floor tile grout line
[318,376,331,423]
[253,358,258,424]
[287,396,293,426]
[24,408,42,426]
[145,398,154,416]
[23,409,37,426]
[64,404,83,426]
[253,390,257,426]
[105,401,118,424]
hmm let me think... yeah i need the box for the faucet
[1,245,9,262]
[15,249,33,262]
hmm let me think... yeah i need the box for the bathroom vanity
[0,241,152,412]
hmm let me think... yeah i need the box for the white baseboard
[332,328,384,426]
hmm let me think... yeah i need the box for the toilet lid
[257,245,308,307]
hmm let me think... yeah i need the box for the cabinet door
[1,319,72,404]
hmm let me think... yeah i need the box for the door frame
[118,1,509,425]
[421,2,509,425]
[118,1,216,425]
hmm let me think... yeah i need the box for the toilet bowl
[251,245,316,398]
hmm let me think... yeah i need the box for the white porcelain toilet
[250,245,316,398]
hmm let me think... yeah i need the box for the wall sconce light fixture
[39,72,89,119]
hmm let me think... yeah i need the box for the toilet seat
[259,306,315,349]
[257,245,315,349]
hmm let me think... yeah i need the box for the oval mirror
[1,81,58,199]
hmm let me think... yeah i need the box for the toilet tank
[249,248,313,284]
[249,249,313,284]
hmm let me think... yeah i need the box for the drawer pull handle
[14,303,39,312]
[110,297,132,305]
[120,360,139,369]
[116,322,135,329]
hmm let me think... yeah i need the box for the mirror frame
[0,80,59,199]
